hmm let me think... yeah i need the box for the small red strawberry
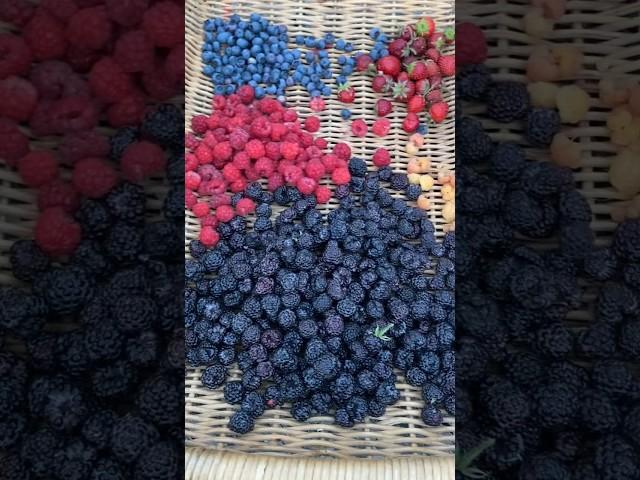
[424,60,440,78]
[337,82,355,103]
[437,54,456,77]
[443,26,455,44]
[356,54,373,72]
[392,80,415,103]
[377,55,401,77]
[429,102,449,123]
[427,89,443,104]
[403,55,418,68]
[407,95,426,113]
[376,98,393,117]
[402,112,420,133]
[408,61,428,81]
[397,71,410,83]
[415,79,430,96]
[429,32,445,50]
[426,48,440,62]
[399,24,416,41]
[415,16,436,38]
[430,75,443,89]
[371,74,392,93]
[388,38,407,58]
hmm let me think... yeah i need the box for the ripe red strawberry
[427,89,444,104]
[426,48,440,62]
[371,74,391,93]
[388,38,407,58]
[437,54,456,77]
[397,71,410,83]
[429,32,445,50]
[402,113,420,133]
[376,98,393,117]
[392,80,415,103]
[377,55,401,77]
[408,62,428,81]
[407,95,426,113]
[399,24,416,41]
[356,54,372,72]
[424,60,440,78]
[337,82,355,103]
[415,79,430,96]
[415,16,436,38]
[443,26,455,44]
[429,102,449,123]
[430,75,443,89]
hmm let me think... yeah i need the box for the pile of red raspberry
[186,85,353,247]
[0,0,184,257]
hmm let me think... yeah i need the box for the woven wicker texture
[185,0,455,465]
[459,0,640,242]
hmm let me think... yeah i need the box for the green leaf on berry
[373,323,394,341]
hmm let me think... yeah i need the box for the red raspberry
[250,117,271,139]
[283,109,297,122]
[66,7,112,51]
[29,61,89,100]
[185,190,197,208]
[244,167,260,182]
[0,34,32,79]
[333,143,351,160]
[296,176,317,195]
[255,157,275,177]
[164,43,184,86]
[29,101,56,136]
[315,137,328,149]
[202,131,217,148]
[236,198,256,216]
[351,119,368,137]
[194,144,213,164]
[19,82,45,119]
[38,179,80,213]
[229,129,249,151]
[199,226,219,247]
[18,151,59,187]
[305,159,325,180]
[35,207,82,256]
[186,134,199,151]
[257,97,280,114]
[185,171,201,191]
[0,0,35,27]
[212,95,226,110]
[185,153,198,171]
[232,151,250,170]
[269,111,283,123]
[0,118,28,166]
[237,85,255,104]
[120,140,166,182]
[331,167,351,185]
[267,172,284,191]
[315,185,332,203]
[209,193,230,208]
[282,164,303,184]
[64,45,100,73]
[372,118,391,137]
[270,123,287,141]
[309,97,325,112]
[50,95,99,133]
[264,142,281,161]
[197,164,221,182]
[192,201,210,218]
[59,130,110,165]
[213,141,233,162]
[300,132,314,147]
[106,94,145,127]
[201,215,218,228]
[304,116,321,133]
[40,0,78,21]
[89,57,134,103]
[372,147,391,167]
[142,1,184,48]
[23,12,67,61]
[191,115,208,134]
[280,142,299,161]
[105,0,147,26]
[72,157,118,198]
[216,204,235,223]
[245,139,265,160]
[113,29,154,73]
[222,163,242,182]
[306,146,322,159]
[142,63,175,100]
[229,178,247,193]
[456,22,487,67]
[321,154,339,173]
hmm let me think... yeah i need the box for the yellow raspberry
[526,47,560,82]
[441,184,455,201]
[556,85,590,124]
[609,148,640,198]
[443,222,455,233]
[416,158,431,173]
[442,201,455,223]
[607,107,633,132]
[523,8,554,38]
[531,0,567,19]
[409,133,425,147]
[552,45,583,78]
[419,174,435,191]
[599,77,631,107]
[528,82,559,108]
[416,194,430,210]
[408,173,422,185]
[550,133,581,169]
[406,142,419,156]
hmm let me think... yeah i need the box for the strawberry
[397,71,410,83]
[443,26,455,44]
[408,61,428,81]
[371,74,392,93]
[356,54,372,72]
[437,54,456,77]
[402,112,420,133]
[392,80,416,103]
[430,75,443,89]
[424,60,440,78]
[407,95,426,113]
[377,55,401,77]
[415,16,436,38]
[376,98,393,117]
[427,89,443,104]
[403,55,418,68]
[388,38,407,58]
[415,79,430,96]
[399,23,416,41]
[409,37,427,56]
[426,48,440,62]
[337,82,355,103]
[429,102,449,123]
[429,32,445,50]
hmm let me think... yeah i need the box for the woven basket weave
[185,0,455,477]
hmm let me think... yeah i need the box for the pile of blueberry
[0,108,184,480]
[186,160,454,433]
[455,64,640,478]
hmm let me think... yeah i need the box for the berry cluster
[0,1,184,256]
[186,86,353,246]
[186,162,454,433]
[0,125,183,479]
[369,17,455,128]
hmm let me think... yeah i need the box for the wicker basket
[185,0,455,478]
